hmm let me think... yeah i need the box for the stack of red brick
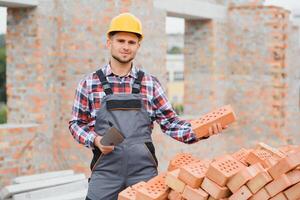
[118,143,300,200]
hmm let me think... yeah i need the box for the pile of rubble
[118,143,300,200]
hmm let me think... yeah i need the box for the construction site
[0,0,300,199]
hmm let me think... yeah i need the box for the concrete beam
[154,0,226,20]
[0,174,85,199]
[13,170,75,184]
[0,0,38,8]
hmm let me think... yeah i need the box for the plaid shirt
[69,64,196,149]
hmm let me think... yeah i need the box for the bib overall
[86,69,158,200]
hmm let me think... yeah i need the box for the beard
[112,54,135,64]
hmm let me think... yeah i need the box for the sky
[1,0,300,34]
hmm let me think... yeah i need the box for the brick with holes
[166,169,186,193]
[131,181,146,191]
[201,177,231,199]
[245,149,278,168]
[190,105,236,139]
[268,150,300,179]
[246,169,273,193]
[118,181,146,200]
[206,155,246,187]
[167,153,200,171]
[118,186,136,200]
[135,174,169,200]
[256,143,285,159]
[178,160,209,188]
[227,163,264,193]
[283,181,300,200]
[182,185,209,200]
[231,148,252,166]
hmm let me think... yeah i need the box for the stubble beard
[112,54,134,64]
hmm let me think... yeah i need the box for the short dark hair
[108,31,142,40]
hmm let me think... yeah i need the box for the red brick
[286,169,300,185]
[168,153,200,171]
[227,163,264,192]
[246,169,273,193]
[191,105,236,138]
[228,185,252,200]
[201,177,231,199]
[0,167,19,176]
[268,151,300,179]
[265,173,291,197]
[256,143,285,159]
[278,145,297,154]
[168,190,184,200]
[182,185,209,200]
[166,169,186,193]
[269,192,287,200]
[283,181,300,200]
[206,155,246,186]
[231,148,251,166]
[249,188,270,200]
[136,174,169,200]
[131,181,146,191]
[178,161,208,188]
[245,149,277,168]
[118,187,136,200]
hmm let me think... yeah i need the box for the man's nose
[122,43,130,51]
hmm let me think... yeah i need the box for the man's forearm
[69,121,97,148]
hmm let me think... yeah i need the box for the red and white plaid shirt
[69,64,196,148]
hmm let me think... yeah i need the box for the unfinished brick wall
[1,0,300,187]
[179,5,300,174]
[0,125,40,186]
[2,0,166,186]
[285,24,300,143]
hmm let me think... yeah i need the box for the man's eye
[129,41,136,45]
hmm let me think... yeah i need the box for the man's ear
[106,37,111,49]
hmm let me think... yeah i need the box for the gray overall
[86,69,158,200]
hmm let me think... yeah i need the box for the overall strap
[132,70,144,94]
[96,69,113,95]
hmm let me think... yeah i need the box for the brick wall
[0,124,39,186]
[3,0,166,185]
[1,0,300,187]
[176,5,300,174]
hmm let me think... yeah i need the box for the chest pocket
[106,99,142,111]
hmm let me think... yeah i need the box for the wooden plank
[13,179,88,200]
[13,170,74,184]
[0,174,85,199]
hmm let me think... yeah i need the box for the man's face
[107,32,140,64]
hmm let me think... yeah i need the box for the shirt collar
[104,63,138,79]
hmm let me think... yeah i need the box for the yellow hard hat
[107,13,143,39]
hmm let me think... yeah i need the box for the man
[69,13,225,200]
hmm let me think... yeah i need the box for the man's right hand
[94,136,114,155]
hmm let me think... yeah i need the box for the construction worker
[69,13,225,200]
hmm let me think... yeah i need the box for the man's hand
[208,123,228,137]
[94,136,114,155]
